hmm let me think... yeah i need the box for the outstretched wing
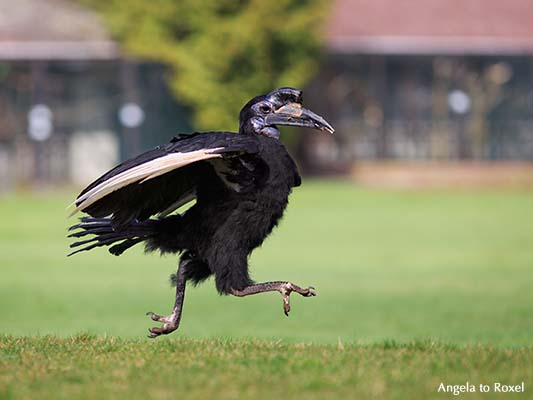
[68,132,260,226]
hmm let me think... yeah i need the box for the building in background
[0,0,190,191]
[2,0,533,190]
[301,0,533,173]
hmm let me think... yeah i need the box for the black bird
[68,87,334,338]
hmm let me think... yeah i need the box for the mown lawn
[0,335,531,400]
[0,181,532,398]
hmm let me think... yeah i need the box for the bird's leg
[231,281,316,316]
[146,260,187,339]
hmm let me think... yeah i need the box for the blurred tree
[79,0,329,132]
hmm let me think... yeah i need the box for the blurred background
[0,0,532,344]
[2,0,533,189]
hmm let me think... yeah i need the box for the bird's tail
[68,217,158,256]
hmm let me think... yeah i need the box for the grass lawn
[0,181,532,398]
[1,335,531,400]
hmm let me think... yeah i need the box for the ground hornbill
[68,87,334,338]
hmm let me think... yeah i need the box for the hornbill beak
[265,103,335,134]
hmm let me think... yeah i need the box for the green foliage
[80,0,330,131]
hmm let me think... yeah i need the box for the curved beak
[264,103,335,134]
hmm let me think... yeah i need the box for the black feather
[68,88,311,296]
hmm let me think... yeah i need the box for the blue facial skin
[260,126,281,139]
[250,117,281,139]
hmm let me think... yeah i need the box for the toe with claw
[280,283,316,316]
[146,311,179,339]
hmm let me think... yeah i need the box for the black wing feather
[73,132,260,226]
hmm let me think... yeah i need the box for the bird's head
[239,87,334,139]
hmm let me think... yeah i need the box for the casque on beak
[264,102,335,134]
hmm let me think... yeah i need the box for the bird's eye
[259,104,271,113]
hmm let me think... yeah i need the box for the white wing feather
[157,190,196,218]
[68,148,223,217]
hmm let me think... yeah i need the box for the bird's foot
[231,281,316,316]
[146,311,179,339]
[279,283,316,316]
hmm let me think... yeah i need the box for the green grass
[0,181,532,398]
[1,335,531,400]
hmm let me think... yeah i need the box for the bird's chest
[195,138,298,249]
[226,191,288,250]
[208,172,292,251]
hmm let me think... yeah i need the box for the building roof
[0,0,118,60]
[327,0,533,54]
